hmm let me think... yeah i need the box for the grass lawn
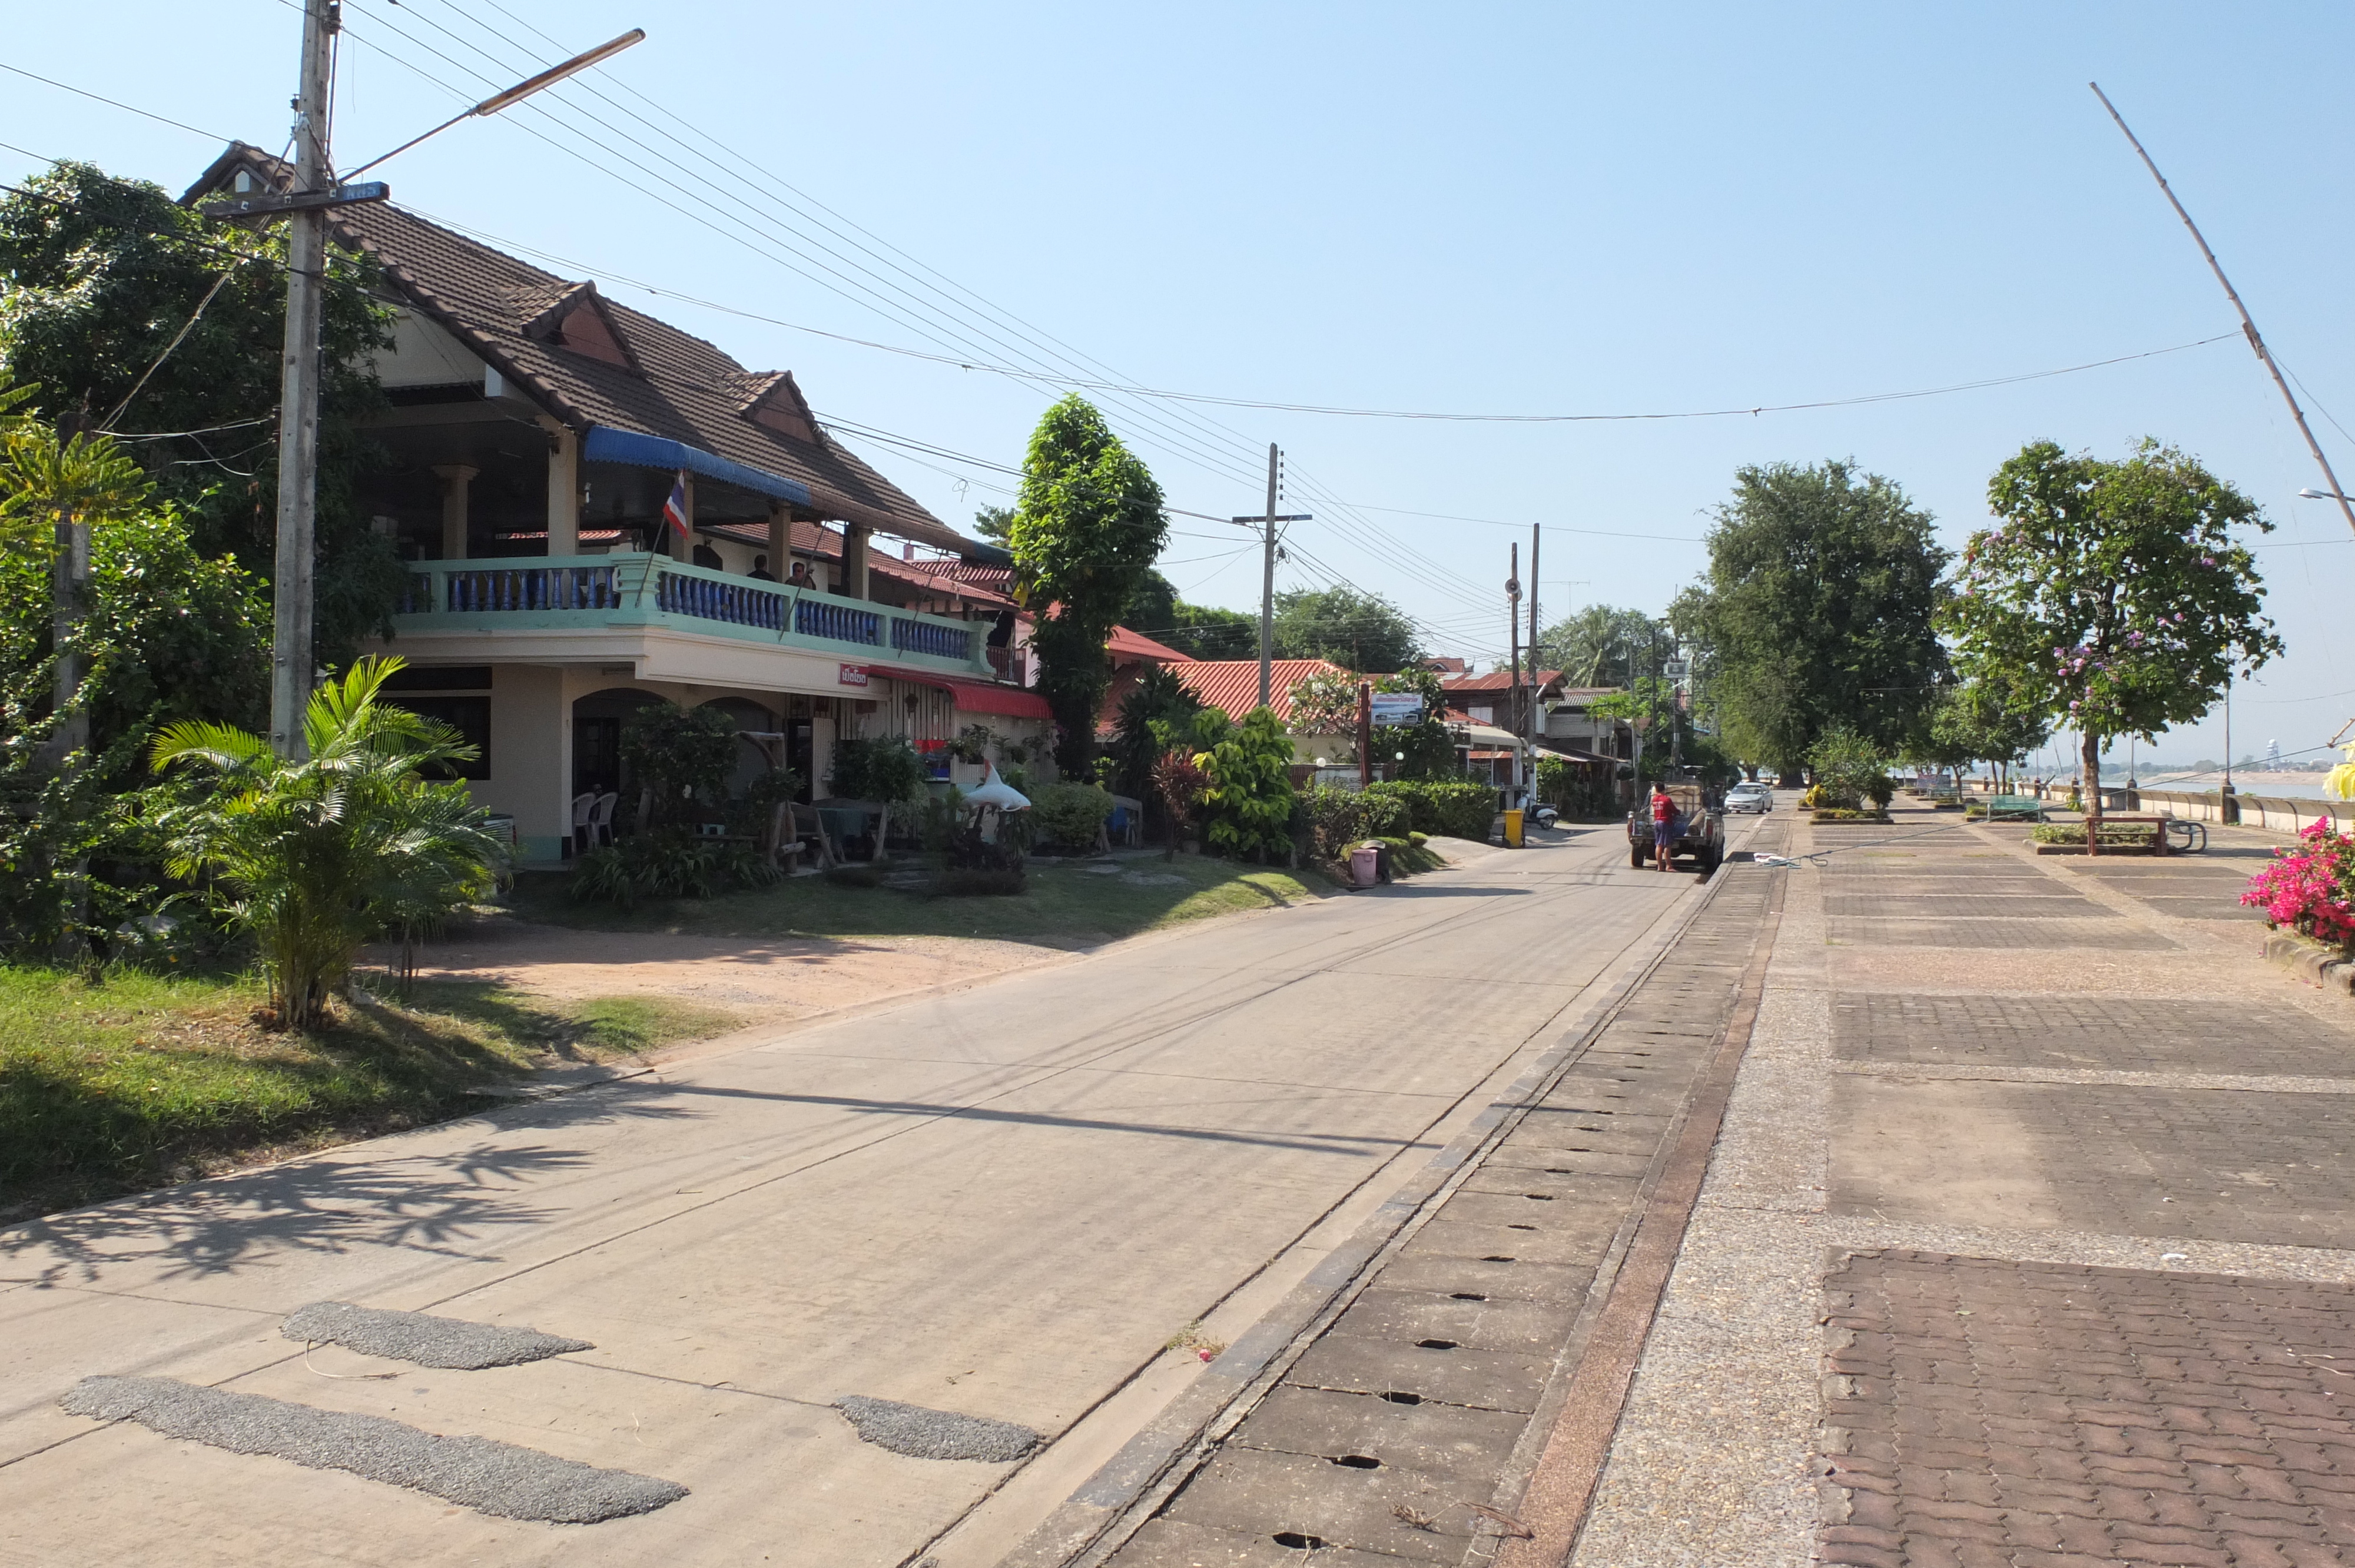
[506,850,1333,946]
[0,966,741,1222]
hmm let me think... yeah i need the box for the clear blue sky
[7,1,2351,768]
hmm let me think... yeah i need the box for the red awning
[851,663,1053,719]
[941,678,1052,719]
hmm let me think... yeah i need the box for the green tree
[1536,604,1660,687]
[1681,459,1948,780]
[1924,677,2050,790]
[1165,600,1259,660]
[1194,706,1296,863]
[1272,585,1421,672]
[972,504,1014,544]
[1943,439,2278,839]
[1123,567,1178,640]
[1007,397,1168,774]
[0,160,402,670]
[621,703,744,828]
[148,657,506,1029]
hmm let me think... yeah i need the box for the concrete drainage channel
[1002,819,1790,1566]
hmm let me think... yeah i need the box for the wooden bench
[2084,813,2171,857]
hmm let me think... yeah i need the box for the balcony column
[840,521,871,599]
[433,463,477,560]
[767,501,791,581]
[545,423,580,556]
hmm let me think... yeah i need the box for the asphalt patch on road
[61,1376,686,1523]
[835,1394,1040,1462]
[282,1301,593,1369]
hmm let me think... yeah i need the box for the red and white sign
[837,664,870,687]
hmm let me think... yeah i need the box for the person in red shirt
[1650,785,1679,872]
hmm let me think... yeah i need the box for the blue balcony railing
[387,551,983,672]
[795,596,882,647]
[891,615,973,662]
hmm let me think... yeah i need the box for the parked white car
[1724,782,1774,814]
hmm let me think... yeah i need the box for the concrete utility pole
[1258,444,1279,707]
[267,0,335,758]
[1233,443,1309,708]
[1507,543,1523,793]
[1525,524,1541,748]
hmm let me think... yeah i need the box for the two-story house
[185,144,1050,863]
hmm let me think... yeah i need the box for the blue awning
[582,425,812,507]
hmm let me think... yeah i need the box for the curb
[993,838,1751,1568]
[2263,929,2355,998]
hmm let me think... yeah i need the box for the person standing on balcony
[749,555,777,582]
[692,540,723,569]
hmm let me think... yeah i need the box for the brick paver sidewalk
[1562,802,2355,1568]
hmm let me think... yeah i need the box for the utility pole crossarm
[200,182,389,220]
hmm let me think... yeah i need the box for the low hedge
[2031,822,2158,846]
[1812,808,1891,823]
[1363,780,1495,842]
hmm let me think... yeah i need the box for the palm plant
[149,656,507,1028]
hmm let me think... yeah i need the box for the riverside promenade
[1557,800,2355,1568]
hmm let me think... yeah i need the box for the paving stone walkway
[1564,805,2355,1568]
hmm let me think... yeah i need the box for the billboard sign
[1369,693,1424,728]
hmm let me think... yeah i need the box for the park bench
[1983,795,2043,822]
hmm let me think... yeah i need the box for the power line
[0,59,239,144]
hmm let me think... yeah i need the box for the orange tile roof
[1108,624,1189,663]
[1169,659,1347,725]
[1442,669,1563,695]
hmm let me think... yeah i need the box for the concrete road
[0,824,1716,1568]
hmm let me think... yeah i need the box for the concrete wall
[462,664,570,863]
[2138,789,2355,833]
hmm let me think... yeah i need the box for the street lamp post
[227,4,642,756]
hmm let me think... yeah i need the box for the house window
[388,695,491,780]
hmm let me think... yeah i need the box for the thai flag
[661,471,690,542]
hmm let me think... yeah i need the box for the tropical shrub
[1363,780,1495,842]
[1031,781,1114,853]
[1533,755,1616,820]
[1805,727,1890,812]
[147,657,506,1029]
[621,703,741,828]
[2241,820,2355,948]
[828,735,928,804]
[1150,747,1208,859]
[1195,707,1296,862]
[1299,785,1409,862]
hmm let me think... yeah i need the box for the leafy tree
[1285,665,1456,777]
[148,657,505,1029]
[1286,667,1362,747]
[1924,677,2050,790]
[1165,599,1258,660]
[621,703,743,828]
[972,504,1014,544]
[1680,460,1949,779]
[1123,567,1178,640]
[1007,397,1167,775]
[1194,706,1296,862]
[0,160,403,670]
[1537,604,1660,688]
[1943,439,2279,839]
[1272,585,1421,672]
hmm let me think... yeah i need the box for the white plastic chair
[588,792,619,848]
[570,792,596,855]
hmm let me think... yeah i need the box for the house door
[574,717,621,798]
[788,719,814,802]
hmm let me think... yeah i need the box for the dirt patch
[383,920,1057,1024]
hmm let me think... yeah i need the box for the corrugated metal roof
[1442,669,1564,695]
[1169,659,1348,723]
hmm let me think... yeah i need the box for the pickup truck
[1628,779,1725,873]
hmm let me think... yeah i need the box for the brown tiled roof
[184,143,977,556]
[1442,669,1564,695]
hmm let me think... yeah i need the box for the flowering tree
[1942,440,2280,845]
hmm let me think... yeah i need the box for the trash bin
[1502,808,1525,848]
[1349,845,1380,887]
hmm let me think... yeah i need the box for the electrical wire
[0,59,240,144]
